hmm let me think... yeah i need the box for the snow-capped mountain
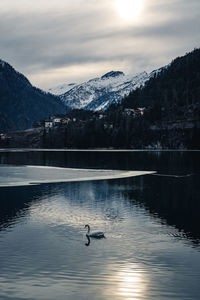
[48,68,166,111]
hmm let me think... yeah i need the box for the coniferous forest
[1,48,200,149]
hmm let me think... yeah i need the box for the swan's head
[84,224,90,233]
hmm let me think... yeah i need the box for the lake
[0,150,200,300]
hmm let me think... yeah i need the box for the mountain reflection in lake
[0,150,200,300]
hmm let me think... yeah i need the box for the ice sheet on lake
[0,165,155,187]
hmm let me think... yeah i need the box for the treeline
[122,48,200,122]
[41,111,199,149]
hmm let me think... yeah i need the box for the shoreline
[0,148,200,153]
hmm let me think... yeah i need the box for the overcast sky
[0,0,199,89]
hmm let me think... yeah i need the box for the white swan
[85,224,105,238]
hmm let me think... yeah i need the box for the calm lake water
[0,150,200,300]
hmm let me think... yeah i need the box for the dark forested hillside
[0,59,67,132]
[123,48,200,122]
[2,48,200,149]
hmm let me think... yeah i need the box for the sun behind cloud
[116,0,143,21]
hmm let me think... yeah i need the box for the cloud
[0,0,199,89]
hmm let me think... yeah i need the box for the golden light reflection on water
[115,263,147,299]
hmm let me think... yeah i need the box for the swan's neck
[87,225,90,234]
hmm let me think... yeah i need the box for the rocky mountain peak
[101,71,125,79]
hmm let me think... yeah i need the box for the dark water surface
[0,150,200,300]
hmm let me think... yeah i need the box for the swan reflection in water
[84,224,105,246]
[85,234,91,246]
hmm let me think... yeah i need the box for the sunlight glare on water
[117,264,147,298]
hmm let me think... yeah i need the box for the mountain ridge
[2,48,200,149]
[0,59,67,132]
[48,68,167,111]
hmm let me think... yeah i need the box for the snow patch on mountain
[48,82,77,95]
